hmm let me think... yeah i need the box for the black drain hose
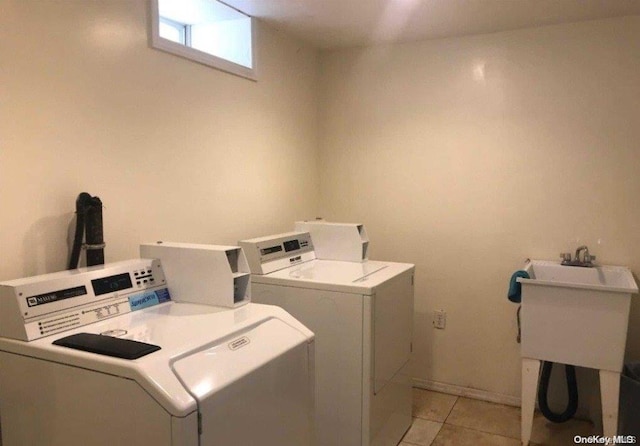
[85,195,104,267]
[537,361,578,423]
[68,192,104,269]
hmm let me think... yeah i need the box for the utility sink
[521,260,637,293]
[517,260,638,371]
[517,259,638,444]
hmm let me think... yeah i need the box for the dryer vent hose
[68,192,104,269]
[537,361,578,423]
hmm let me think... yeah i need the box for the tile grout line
[426,395,458,446]
[442,395,459,424]
[438,395,521,443]
[413,391,592,445]
[428,421,444,446]
[444,423,525,444]
[443,418,521,442]
[441,396,522,441]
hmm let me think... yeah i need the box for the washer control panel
[0,259,171,341]
[133,267,158,288]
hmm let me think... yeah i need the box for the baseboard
[413,377,521,407]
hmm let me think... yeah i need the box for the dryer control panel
[0,259,171,341]
[239,232,316,275]
[294,220,370,262]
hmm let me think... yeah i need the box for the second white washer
[240,232,414,446]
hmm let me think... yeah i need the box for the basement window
[150,0,256,80]
[159,17,186,44]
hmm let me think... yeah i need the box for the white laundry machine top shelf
[252,259,414,294]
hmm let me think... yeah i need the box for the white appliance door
[172,319,314,446]
[374,270,413,394]
[253,284,365,446]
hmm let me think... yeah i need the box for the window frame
[159,16,188,45]
[149,0,257,81]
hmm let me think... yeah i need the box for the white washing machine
[239,231,414,446]
[0,243,315,446]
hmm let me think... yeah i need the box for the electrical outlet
[433,310,446,329]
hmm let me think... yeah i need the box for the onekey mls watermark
[574,436,637,445]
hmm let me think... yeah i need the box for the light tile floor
[402,388,597,446]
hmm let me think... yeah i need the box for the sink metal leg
[521,358,541,446]
[599,369,620,438]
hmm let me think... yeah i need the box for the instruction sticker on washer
[128,288,171,312]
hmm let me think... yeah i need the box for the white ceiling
[222,0,640,49]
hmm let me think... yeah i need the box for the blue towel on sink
[508,270,530,303]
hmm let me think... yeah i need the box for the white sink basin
[517,260,638,372]
[519,260,638,293]
[518,260,639,443]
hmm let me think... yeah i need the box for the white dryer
[239,232,414,446]
[0,244,315,446]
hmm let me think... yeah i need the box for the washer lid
[286,260,387,283]
[172,318,308,402]
[0,301,313,417]
[252,260,415,294]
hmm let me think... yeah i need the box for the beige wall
[318,16,640,404]
[2,0,640,418]
[0,0,319,281]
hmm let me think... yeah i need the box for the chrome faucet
[575,245,589,263]
[560,246,596,267]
